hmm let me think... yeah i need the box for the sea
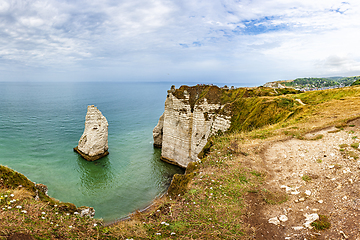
[0,81,242,223]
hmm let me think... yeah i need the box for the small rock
[305,190,311,196]
[291,191,300,195]
[292,226,304,230]
[349,179,353,184]
[279,215,288,222]
[269,217,280,225]
[340,230,349,239]
[280,185,293,192]
[342,196,348,200]
[79,207,95,218]
[298,198,305,202]
[329,165,335,169]
[304,213,319,228]
[318,200,324,204]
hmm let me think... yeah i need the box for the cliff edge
[153,85,231,168]
[154,85,301,168]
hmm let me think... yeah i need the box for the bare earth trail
[243,119,360,240]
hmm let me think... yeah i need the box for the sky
[0,0,360,85]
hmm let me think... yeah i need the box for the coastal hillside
[264,75,360,91]
[153,85,300,168]
[1,85,360,239]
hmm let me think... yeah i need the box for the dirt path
[244,119,360,239]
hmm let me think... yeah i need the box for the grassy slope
[1,86,360,239]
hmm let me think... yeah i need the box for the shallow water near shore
[0,82,185,222]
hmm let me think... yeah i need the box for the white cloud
[0,0,359,83]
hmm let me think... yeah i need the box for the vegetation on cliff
[172,84,302,134]
[0,166,101,239]
[351,78,360,86]
[281,76,360,88]
[1,85,360,239]
[172,85,299,111]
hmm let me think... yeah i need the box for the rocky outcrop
[78,206,96,218]
[153,113,164,148]
[263,81,286,88]
[74,105,109,161]
[34,183,48,201]
[154,85,302,168]
[154,85,231,168]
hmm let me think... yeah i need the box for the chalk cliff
[154,85,302,168]
[153,113,164,148]
[74,105,109,161]
[154,85,231,168]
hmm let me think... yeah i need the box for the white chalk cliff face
[154,86,231,168]
[153,113,164,148]
[74,105,109,161]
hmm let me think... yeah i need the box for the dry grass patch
[0,189,104,240]
[260,189,288,205]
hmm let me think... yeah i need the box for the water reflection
[76,155,114,193]
[150,148,184,192]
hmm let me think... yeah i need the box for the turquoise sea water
[0,82,184,222]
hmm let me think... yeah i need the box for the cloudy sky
[0,0,359,85]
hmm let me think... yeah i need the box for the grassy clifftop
[172,85,299,110]
[1,85,360,239]
[172,85,302,133]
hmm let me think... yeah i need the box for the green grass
[347,151,359,159]
[309,134,323,140]
[250,171,262,177]
[311,215,331,230]
[302,175,312,182]
[295,86,360,105]
[351,143,359,149]
[0,165,36,192]
[229,96,300,132]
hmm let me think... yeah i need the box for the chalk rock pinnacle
[74,105,109,161]
[153,113,164,148]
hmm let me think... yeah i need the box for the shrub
[311,215,331,230]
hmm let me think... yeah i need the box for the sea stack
[74,105,109,161]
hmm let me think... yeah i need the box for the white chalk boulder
[74,105,109,161]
